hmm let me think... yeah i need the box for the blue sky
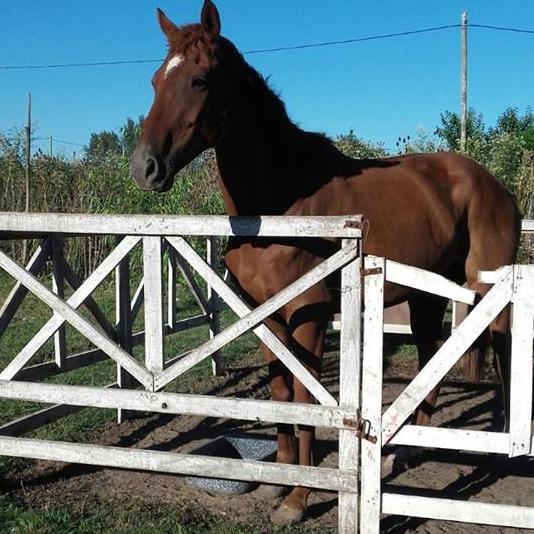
[1,1,533,155]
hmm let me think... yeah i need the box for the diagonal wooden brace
[160,237,359,405]
[0,237,52,338]
[0,238,153,390]
[381,266,514,444]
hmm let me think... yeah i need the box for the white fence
[0,212,533,532]
[0,212,363,532]
[359,257,534,532]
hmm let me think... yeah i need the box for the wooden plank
[61,255,117,340]
[51,237,67,368]
[0,382,118,437]
[385,258,475,305]
[167,245,177,328]
[0,213,362,238]
[382,493,534,529]
[382,266,514,443]
[478,266,508,284]
[360,256,385,534]
[207,236,223,375]
[0,380,357,430]
[162,236,353,405]
[174,245,210,314]
[130,278,144,321]
[0,236,142,381]
[509,265,534,457]
[0,237,51,338]
[15,347,108,381]
[130,315,211,347]
[389,425,533,455]
[0,404,83,437]
[0,435,358,493]
[143,237,164,374]
[115,239,135,423]
[0,244,153,390]
[338,241,362,534]
[163,237,338,405]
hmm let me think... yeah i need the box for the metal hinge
[343,219,363,229]
[362,267,383,277]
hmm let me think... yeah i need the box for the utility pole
[49,133,53,157]
[460,11,468,152]
[22,93,32,262]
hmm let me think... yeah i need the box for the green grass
[0,271,289,533]
[0,495,305,534]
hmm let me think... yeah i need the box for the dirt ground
[2,340,534,533]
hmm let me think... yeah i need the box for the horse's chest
[224,242,319,307]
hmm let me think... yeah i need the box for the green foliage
[1,108,533,269]
[434,108,486,151]
[335,130,386,158]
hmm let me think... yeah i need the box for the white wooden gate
[2,212,533,531]
[360,257,534,532]
[0,212,364,533]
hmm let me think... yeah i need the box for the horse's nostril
[145,156,160,183]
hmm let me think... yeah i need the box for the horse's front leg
[256,332,297,501]
[270,314,326,525]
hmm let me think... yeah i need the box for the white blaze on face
[164,54,184,79]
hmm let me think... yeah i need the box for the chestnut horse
[131,0,520,524]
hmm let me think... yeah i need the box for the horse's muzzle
[130,146,170,192]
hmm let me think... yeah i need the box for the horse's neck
[215,116,356,216]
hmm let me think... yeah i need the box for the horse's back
[305,151,520,273]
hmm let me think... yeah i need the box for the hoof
[383,446,419,477]
[252,483,288,502]
[270,502,305,526]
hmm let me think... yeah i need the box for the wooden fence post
[52,237,67,369]
[116,236,135,422]
[508,265,534,456]
[143,236,164,377]
[207,236,223,375]
[360,256,385,534]
[167,244,177,329]
[338,238,362,533]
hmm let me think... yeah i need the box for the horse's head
[131,0,224,192]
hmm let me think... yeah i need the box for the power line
[470,23,534,35]
[0,58,162,71]
[243,24,461,54]
[1,21,532,71]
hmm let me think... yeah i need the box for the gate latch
[343,413,378,444]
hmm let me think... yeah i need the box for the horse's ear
[200,0,221,39]
[157,8,179,42]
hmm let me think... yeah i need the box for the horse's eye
[192,77,208,90]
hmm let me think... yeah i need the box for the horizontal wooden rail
[385,259,476,305]
[0,213,362,238]
[0,380,357,430]
[390,425,534,456]
[0,436,358,493]
[382,493,534,529]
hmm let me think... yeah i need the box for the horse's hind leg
[409,295,449,426]
[384,294,448,474]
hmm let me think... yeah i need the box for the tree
[120,116,144,157]
[335,130,386,158]
[434,109,485,151]
[85,130,121,162]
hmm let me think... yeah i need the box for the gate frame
[0,212,363,533]
[359,257,534,532]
